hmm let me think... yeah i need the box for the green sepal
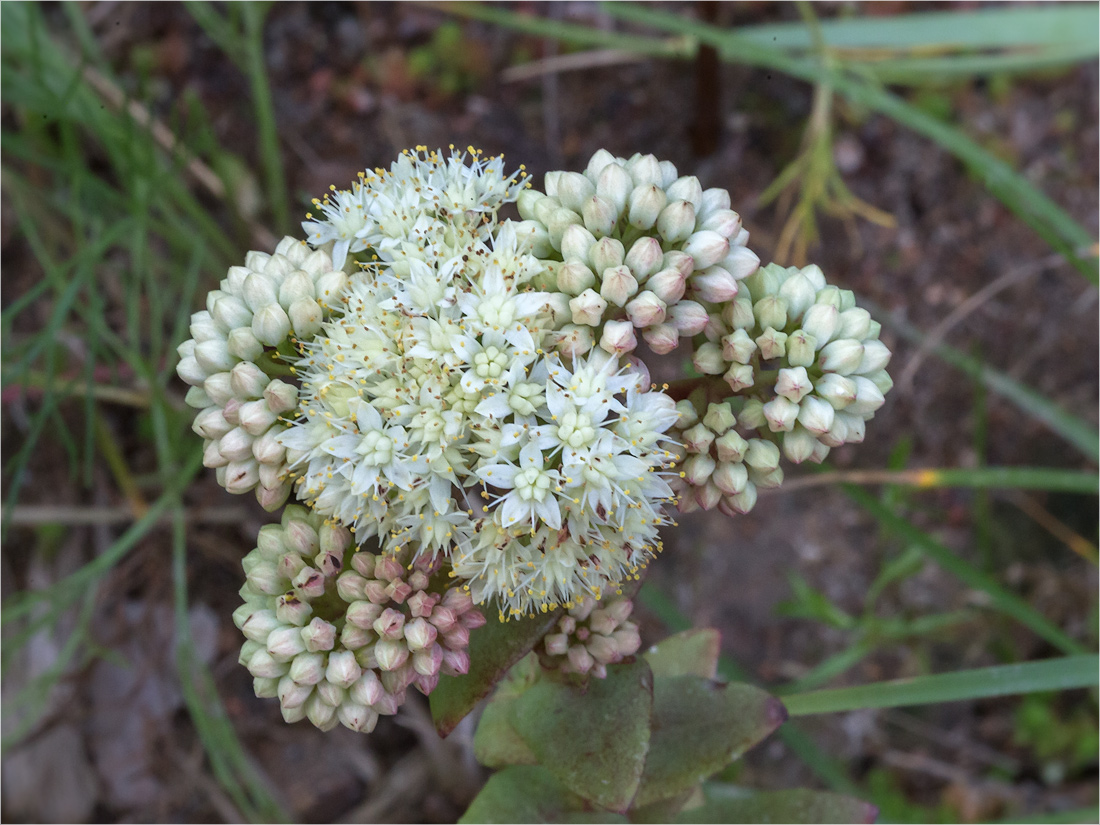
[430,608,562,737]
[633,676,787,808]
[673,786,877,824]
[510,659,655,813]
[459,765,630,824]
[643,628,721,679]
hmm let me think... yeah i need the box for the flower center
[357,430,394,465]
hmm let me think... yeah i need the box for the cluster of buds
[518,150,760,361]
[234,506,484,732]
[537,595,642,680]
[176,237,350,509]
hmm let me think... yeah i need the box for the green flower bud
[815,285,842,308]
[560,224,598,265]
[675,400,699,428]
[756,327,788,361]
[745,438,781,471]
[754,296,788,332]
[682,423,715,455]
[703,402,737,435]
[194,339,235,374]
[857,340,892,374]
[713,460,748,495]
[582,195,619,238]
[867,369,894,396]
[589,237,625,275]
[289,297,323,338]
[715,429,748,463]
[836,307,872,340]
[278,270,315,308]
[722,481,758,515]
[547,207,583,250]
[819,339,865,375]
[683,453,716,486]
[517,188,547,221]
[739,399,766,430]
[750,465,784,489]
[814,373,858,409]
[779,274,816,321]
[692,341,726,375]
[227,327,265,362]
[763,396,799,432]
[723,363,754,392]
[243,272,278,313]
[848,376,886,416]
[786,329,817,367]
[797,396,835,436]
[213,295,254,331]
[557,260,596,295]
[723,296,756,331]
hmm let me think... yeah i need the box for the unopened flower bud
[547,208,582,251]
[700,208,741,238]
[815,285,842,308]
[664,250,695,278]
[596,163,633,214]
[544,633,569,656]
[669,301,709,336]
[556,171,596,212]
[721,245,760,281]
[696,480,723,510]
[288,297,323,338]
[657,201,696,245]
[588,237,625,275]
[193,407,233,441]
[744,438,781,471]
[350,670,385,707]
[763,396,799,432]
[257,480,290,511]
[275,593,312,627]
[557,260,596,295]
[625,237,664,281]
[441,648,470,676]
[683,454,716,486]
[848,376,886,416]
[724,363,754,392]
[560,224,598,266]
[373,608,406,641]
[786,330,818,367]
[374,639,409,672]
[692,342,726,375]
[739,400,767,430]
[404,617,438,651]
[698,403,733,436]
[754,296,788,332]
[814,373,858,409]
[554,324,595,358]
[314,270,348,308]
[194,339,235,375]
[778,274,816,321]
[723,297,756,331]
[599,319,637,356]
[691,266,739,303]
[723,481,758,515]
[599,265,639,307]
[857,340,892,375]
[801,304,839,346]
[338,702,379,733]
[642,323,679,354]
[681,230,728,270]
[713,460,749,495]
[868,370,894,396]
[585,149,617,180]
[627,184,667,229]
[237,399,276,436]
[567,644,595,675]
[628,153,664,187]
[625,291,667,328]
[715,429,748,463]
[819,339,865,375]
[226,327,264,362]
[750,465,784,489]
[776,367,812,404]
[611,625,642,657]
[682,423,715,455]
[287,651,325,686]
[783,427,817,464]
[675,400,699,429]
[224,459,260,494]
[721,329,757,364]
[647,267,687,305]
[252,303,291,347]
[569,289,608,327]
[836,307,872,340]
[756,328,788,361]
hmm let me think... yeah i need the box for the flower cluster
[235,506,484,732]
[537,595,642,680]
[176,237,350,510]
[669,262,892,513]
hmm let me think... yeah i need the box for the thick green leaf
[430,608,562,737]
[634,676,787,808]
[473,655,541,768]
[511,660,654,812]
[643,628,721,679]
[459,765,629,824]
[675,786,877,824]
[783,655,1099,716]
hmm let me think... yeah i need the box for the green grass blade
[845,486,1086,655]
[788,467,1098,495]
[782,655,1099,716]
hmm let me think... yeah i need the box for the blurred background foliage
[1,2,1096,822]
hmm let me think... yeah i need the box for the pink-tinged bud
[599,320,637,356]
[252,303,291,347]
[677,488,700,513]
[305,693,338,731]
[277,552,306,583]
[276,594,312,627]
[288,651,326,685]
[683,454,716,487]
[642,323,679,354]
[722,482,759,515]
[385,579,413,604]
[776,367,812,404]
[589,237,625,274]
[683,230,730,270]
[657,200,696,245]
[692,342,726,375]
[262,379,298,415]
[336,572,367,603]
[588,610,617,637]
[763,396,799,433]
[351,552,377,579]
[557,260,596,295]
[412,643,444,677]
[723,297,756,331]
[801,304,839,347]
[721,329,757,364]
[744,439,780,471]
[371,690,403,716]
[599,266,639,308]
[341,623,372,650]
[380,664,415,697]
[238,399,277,436]
[193,407,232,440]
[611,625,642,657]
[428,606,458,633]
[723,363,753,392]
[338,702,379,733]
[700,208,742,238]
[819,339,865,375]
[222,399,243,428]
[324,649,362,689]
[373,608,406,641]
[346,600,383,630]
[857,340,892,375]
[224,460,260,494]
[798,396,836,435]
[406,591,437,619]
[836,307,872,340]
[444,623,470,650]
[300,617,337,652]
[414,671,440,696]
[624,291,667,328]
[374,639,409,672]
[246,648,288,679]
[669,301,709,336]
[606,599,634,626]
[556,171,596,212]
[246,560,282,596]
[783,427,817,464]
[240,608,280,643]
[404,618,438,651]
[683,423,715,454]
[569,289,608,327]
[350,670,385,707]
[442,588,474,612]
[278,675,313,709]
[285,520,320,557]
[756,328,788,361]
[567,644,595,675]
[647,267,687,305]
[218,427,255,462]
[625,237,664,282]
[553,324,595,358]
[703,312,726,343]
[374,556,404,582]
[459,608,487,630]
[713,460,749,495]
[691,266,739,303]
[582,195,619,237]
[560,224,598,266]
[203,372,234,406]
[750,465,784,489]
[596,163,633,215]
[695,480,723,510]
[256,480,290,512]
[441,648,470,676]
[251,428,286,465]
[544,633,569,656]
[721,245,760,281]
[587,634,621,665]
[715,430,748,463]
[627,184,667,230]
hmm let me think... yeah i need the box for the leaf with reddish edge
[673,787,878,824]
[633,676,788,808]
[643,628,721,679]
[510,659,655,813]
[459,765,629,824]
[430,609,562,737]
